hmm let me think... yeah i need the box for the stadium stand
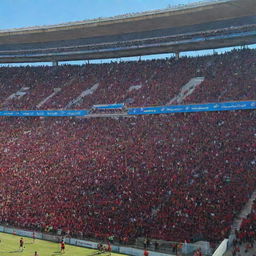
[1,23,255,55]
[0,111,255,244]
[0,49,255,248]
[0,49,255,111]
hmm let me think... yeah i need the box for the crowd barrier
[181,241,212,255]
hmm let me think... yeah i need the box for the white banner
[70,238,98,249]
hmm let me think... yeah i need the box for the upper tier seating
[0,49,255,110]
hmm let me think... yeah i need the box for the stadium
[0,0,255,255]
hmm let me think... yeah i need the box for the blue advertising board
[0,101,255,117]
[93,103,124,109]
[0,110,89,117]
[128,101,256,115]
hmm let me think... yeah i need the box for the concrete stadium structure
[0,0,255,63]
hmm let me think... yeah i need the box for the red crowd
[0,49,254,245]
[0,49,255,111]
[0,110,255,243]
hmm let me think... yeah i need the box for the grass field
[0,232,124,256]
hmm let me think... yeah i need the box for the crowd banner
[93,103,125,109]
[0,110,89,117]
[128,101,256,115]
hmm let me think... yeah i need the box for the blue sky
[0,0,209,29]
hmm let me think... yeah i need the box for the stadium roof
[0,0,255,63]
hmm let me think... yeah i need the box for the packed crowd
[183,50,256,104]
[0,110,255,244]
[0,49,255,245]
[0,49,255,111]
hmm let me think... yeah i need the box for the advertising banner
[93,103,124,109]
[70,238,98,249]
[0,110,88,117]
[128,101,256,115]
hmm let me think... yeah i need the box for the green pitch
[0,232,125,256]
